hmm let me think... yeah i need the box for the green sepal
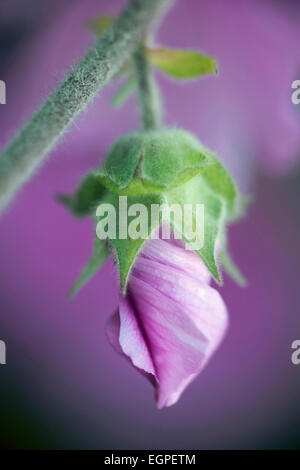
[57,172,107,218]
[70,236,109,298]
[96,192,163,292]
[148,47,218,80]
[97,129,209,196]
[164,175,224,283]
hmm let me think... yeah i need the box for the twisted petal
[107,236,228,408]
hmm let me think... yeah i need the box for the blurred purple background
[0,0,300,449]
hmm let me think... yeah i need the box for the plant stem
[134,44,162,130]
[0,0,173,214]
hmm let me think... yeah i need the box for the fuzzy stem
[134,44,162,130]
[0,0,173,214]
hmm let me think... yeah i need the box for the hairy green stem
[134,44,163,130]
[0,0,173,214]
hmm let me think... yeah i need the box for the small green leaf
[57,172,107,218]
[71,237,109,298]
[112,77,136,108]
[148,47,218,80]
[89,15,114,36]
[165,175,224,283]
[98,129,208,196]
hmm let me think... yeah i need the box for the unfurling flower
[107,232,228,408]
[60,128,242,408]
